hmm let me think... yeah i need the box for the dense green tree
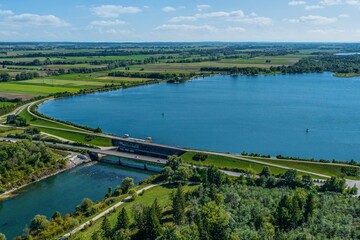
[172,184,186,225]
[29,215,50,232]
[120,177,134,193]
[114,229,131,240]
[101,216,112,238]
[115,208,130,231]
[161,166,174,182]
[280,169,302,189]
[0,233,6,240]
[166,155,182,171]
[206,166,225,187]
[91,230,104,240]
[152,198,162,220]
[320,177,346,193]
[304,193,316,222]
[259,166,271,178]
[201,201,229,240]
[139,205,162,239]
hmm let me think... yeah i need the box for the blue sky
[0,0,359,42]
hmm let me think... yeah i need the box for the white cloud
[162,6,176,12]
[288,1,307,6]
[0,30,17,36]
[305,5,324,10]
[309,29,345,34]
[169,16,197,23]
[288,15,337,24]
[225,27,246,32]
[346,0,360,6]
[106,29,130,35]
[92,5,142,18]
[6,14,68,27]
[339,14,350,18]
[155,24,217,32]
[168,10,271,26]
[197,5,210,11]
[320,0,342,5]
[0,10,13,16]
[235,17,272,25]
[91,19,125,26]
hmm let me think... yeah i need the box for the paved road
[59,184,158,240]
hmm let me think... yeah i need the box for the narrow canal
[0,162,154,239]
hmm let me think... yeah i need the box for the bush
[340,166,359,177]
[192,153,208,161]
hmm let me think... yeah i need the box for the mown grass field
[16,104,113,146]
[36,127,112,146]
[181,151,288,175]
[18,105,89,132]
[70,184,199,240]
[181,151,331,179]
[242,156,360,180]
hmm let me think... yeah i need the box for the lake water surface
[0,163,152,238]
[39,73,360,161]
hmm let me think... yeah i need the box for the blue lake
[39,72,360,161]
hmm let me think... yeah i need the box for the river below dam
[0,162,153,238]
[39,72,360,161]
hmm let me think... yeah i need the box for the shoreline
[0,156,86,201]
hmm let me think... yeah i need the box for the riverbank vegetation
[0,140,66,194]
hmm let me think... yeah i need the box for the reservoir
[39,72,360,161]
[0,163,152,238]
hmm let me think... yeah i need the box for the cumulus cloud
[225,27,246,32]
[320,0,342,5]
[168,10,272,26]
[346,0,360,6]
[169,16,197,23]
[288,1,307,6]
[91,19,125,26]
[155,24,217,32]
[197,5,210,11]
[288,15,337,24]
[305,5,324,10]
[162,6,176,12]
[339,14,350,18]
[92,5,141,18]
[0,30,17,35]
[6,14,68,27]
[309,29,345,34]
[0,10,14,16]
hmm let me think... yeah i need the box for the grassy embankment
[17,105,113,146]
[181,151,359,180]
[243,156,360,180]
[70,184,199,239]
